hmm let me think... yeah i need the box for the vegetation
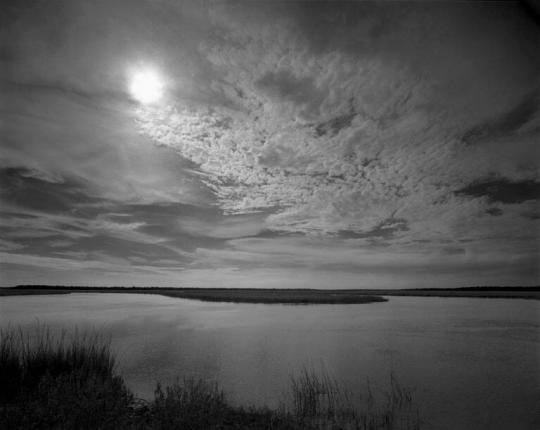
[1,286,388,304]
[0,325,133,429]
[0,325,421,429]
[2,285,539,300]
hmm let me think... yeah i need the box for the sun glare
[128,67,164,104]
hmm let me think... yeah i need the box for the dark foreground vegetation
[0,326,420,429]
[1,285,539,301]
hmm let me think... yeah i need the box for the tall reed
[0,324,133,429]
[0,325,421,429]
[287,366,421,430]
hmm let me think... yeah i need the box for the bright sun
[128,67,164,104]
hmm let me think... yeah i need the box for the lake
[0,293,538,429]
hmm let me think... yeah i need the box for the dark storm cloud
[456,179,540,204]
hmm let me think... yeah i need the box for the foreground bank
[0,326,419,430]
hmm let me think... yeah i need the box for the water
[1,293,538,429]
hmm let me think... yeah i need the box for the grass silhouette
[0,325,420,429]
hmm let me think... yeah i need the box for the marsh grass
[140,378,294,429]
[287,366,420,430]
[0,325,420,429]
[0,325,133,429]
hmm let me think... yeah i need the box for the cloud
[456,178,540,204]
[0,238,25,252]
[0,166,102,213]
[135,4,539,245]
[128,1,540,288]
[1,0,538,287]
[462,92,540,145]
[1,82,212,207]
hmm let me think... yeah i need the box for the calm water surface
[1,293,538,430]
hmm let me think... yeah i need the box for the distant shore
[1,285,538,302]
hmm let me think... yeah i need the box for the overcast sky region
[1,0,539,288]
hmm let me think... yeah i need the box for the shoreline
[0,287,387,304]
[0,325,420,429]
[0,286,538,301]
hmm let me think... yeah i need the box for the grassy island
[1,285,539,301]
[0,286,388,304]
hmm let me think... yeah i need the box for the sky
[0,0,539,288]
